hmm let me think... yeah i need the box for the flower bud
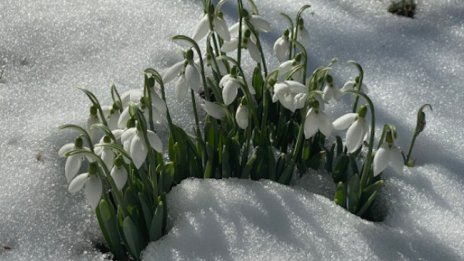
[235,103,249,129]
[357,105,368,118]
[416,111,426,134]
[74,137,83,148]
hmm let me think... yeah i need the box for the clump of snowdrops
[59,0,430,260]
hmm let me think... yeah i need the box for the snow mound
[143,177,464,260]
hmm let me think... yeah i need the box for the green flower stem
[279,13,294,59]
[237,0,244,64]
[59,124,95,151]
[293,5,310,57]
[291,104,309,162]
[245,21,268,77]
[144,69,174,133]
[144,76,155,131]
[405,133,417,164]
[292,40,308,84]
[349,61,364,113]
[346,90,376,189]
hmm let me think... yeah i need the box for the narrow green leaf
[149,202,164,241]
[122,216,145,260]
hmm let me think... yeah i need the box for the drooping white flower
[201,100,226,120]
[163,56,202,100]
[333,108,369,153]
[272,80,308,112]
[219,74,244,105]
[235,103,249,129]
[94,136,115,170]
[117,88,167,129]
[111,165,128,190]
[277,57,303,82]
[101,105,121,130]
[221,36,261,63]
[273,33,290,62]
[87,106,100,142]
[373,143,404,176]
[341,80,369,93]
[304,108,333,139]
[193,14,231,42]
[121,127,163,169]
[248,15,271,32]
[322,84,343,103]
[59,138,89,183]
[68,164,102,210]
[296,18,310,47]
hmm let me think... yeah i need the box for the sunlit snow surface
[0,0,463,260]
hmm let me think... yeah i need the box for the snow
[0,0,463,260]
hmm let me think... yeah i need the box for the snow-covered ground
[0,0,463,260]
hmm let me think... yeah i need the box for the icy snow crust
[0,0,463,260]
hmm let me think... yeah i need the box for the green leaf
[149,202,164,241]
[95,199,127,261]
[277,160,295,185]
[122,216,146,260]
[138,194,153,231]
[347,174,361,213]
[334,182,346,207]
[332,155,349,183]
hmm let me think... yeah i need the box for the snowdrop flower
[163,50,202,100]
[247,14,271,32]
[121,126,163,169]
[101,104,121,130]
[94,136,115,170]
[87,106,100,142]
[296,18,310,47]
[333,105,369,153]
[201,100,226,120]
[373,130,403,176]
[304,103,333,138]
[273,30,290,62]
[59,137,89,183]
[322,75,343,103]
[219,70,244,105]
[222,29,261,63]
[235,103,249,129]
[373,143,403,176]
[341,79,369,94]
[110,156,128,190]
[272,80,308,112]
[117,88,166,129]
[68,162,102,210]
[193,13,231,41]
[277,54,303,81]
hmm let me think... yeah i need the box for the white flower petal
[147,130,163,153]
[304,109,319,139]
[121,128,137,144]
[318,112,333,137]
[222,81,238,105]
[219,74,232,88]
[235,104,249,129]
[333,113,358,130]
[68,173,89,193]
[287,80,307,94]
[274,37,289,62]
[117,107,131,129]
[322,85,333,102]
[341,81,355,92]
[65,155,83,183]
[111,166,128,191]
[221,38,239,53]
[112,129,124,140]
[101,148,114,170]
[58,143,75,157]
[373,146,390,176]
[213,16,231,41]
[130,133,147,169]
[151,91,167,114]
[247,41,261,63]
[278,60,294,78]
[250,15,271,32]
[193,14,210,41]
[201,100,226,120]
[390,145,404,174]
[163,61,185,83]
[185,64,202,92]
[175,75,189,101]
[85,175,102,209]
[293,93,307,110]
[346,119,364,153]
